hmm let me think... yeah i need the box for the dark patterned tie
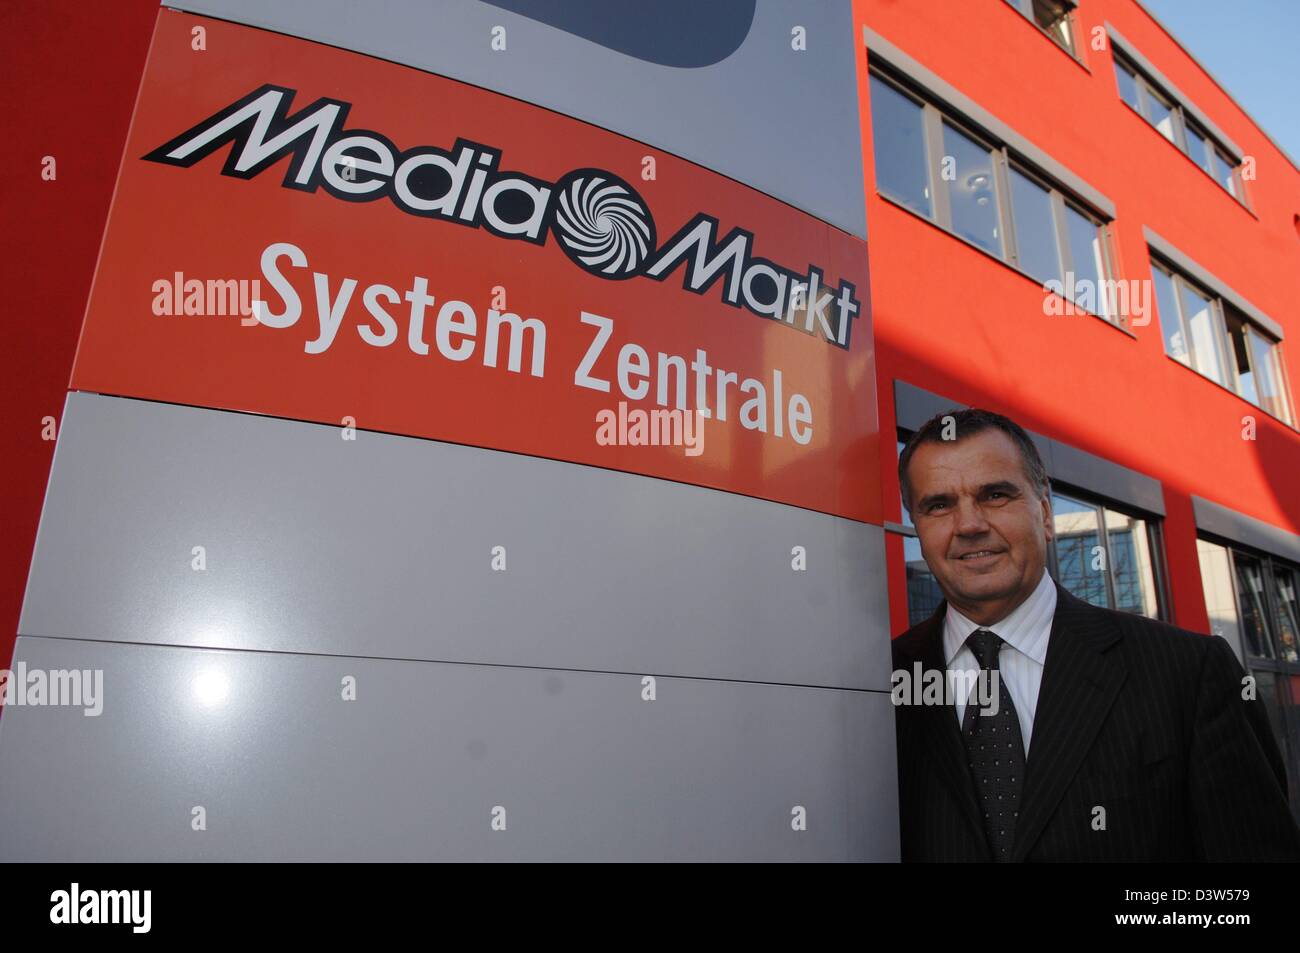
[961,628,1026,862]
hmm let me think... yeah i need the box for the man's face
[906,429,1053,626]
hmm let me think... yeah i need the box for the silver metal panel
[167,0,868,238]
[0,636,899,861]
[21,393,892,691]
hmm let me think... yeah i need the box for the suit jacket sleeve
[1189,634,1300,861]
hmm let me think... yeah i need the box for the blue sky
[1140,0,1299,162]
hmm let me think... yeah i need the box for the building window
[1150,256,1295,425]
[1008,167,1061,285]
[1211,149,1240,197]
[1049,489,1164,619]
[1223,306,1258,406]
[1182,119,1210,171]
[1112,49,1246,204]
[1114,58,1140,110]
[1248,326,1295,423]
[1005,0,1077,58]
[1272,564,1300,664]
[868,75,932,218]
[1197,538,1300,663]
[904,535,945,627]
[1196,538,1300,821]
[1151,265,1188,365]
[869,70,1119,327]
[1144,86,1178,144]
[941,121,1003,256]
[1062,203,1109,320]
[1179,280,1227,386]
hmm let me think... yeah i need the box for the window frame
[1140,81,1180,146]
[935,116,1008,259]
[1113,56,1141,110]
[1181,117,1213,174]
[1059,196,1119,324]
[1047,483,1170,621]
[869,66,1121,328]
[1247,326,1297,426]
[1004,0,1081,61]
[1004,161,1063,285]
[1150,253,1295,426]
[867,71,934,219]
[1221,304,1259,406]
[1112,48,1248,207]
[1222,542,1300,670]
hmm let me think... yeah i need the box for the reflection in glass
[1212,150,1238,196]
[1104,509,1158,617]
[942,122,1002,257]
[1063,206,1106,318]
[1184,124,1210,172]
[1151,266,1188,364]
[1051,492,1107,608]
[1146,90,1177,143]
[1233,553,1276,659]
[1222,307,1258,405]
[904,536,944,626]
[1180,283,1226,385]
[1249,329,1293,424]
[1031,0,1074,53]
[1198,539,1245,657]
[1270,566,1300,663]
[870,76,932,218]
[1114,61,1140,110]
[1009,168,1061,284]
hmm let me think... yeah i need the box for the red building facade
[857,0,1300,813]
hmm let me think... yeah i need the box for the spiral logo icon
[550,170,656,279]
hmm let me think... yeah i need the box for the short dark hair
[898,408,1050,516]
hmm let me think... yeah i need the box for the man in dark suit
[892,407,1300,862]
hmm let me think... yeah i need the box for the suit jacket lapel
[908,601,989,857]
[1010,583,1127,862]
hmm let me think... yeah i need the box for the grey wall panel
[21,393,891,691]
[0,636,899,861]
[169,0,867,237]
[1193,495,1300,564]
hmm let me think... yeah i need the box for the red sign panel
[73,12,880,523]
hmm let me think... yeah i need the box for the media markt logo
[142,85,860,349]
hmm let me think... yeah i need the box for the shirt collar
[942,569,1057,666]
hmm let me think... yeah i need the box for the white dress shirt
[942,568,1057,755]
